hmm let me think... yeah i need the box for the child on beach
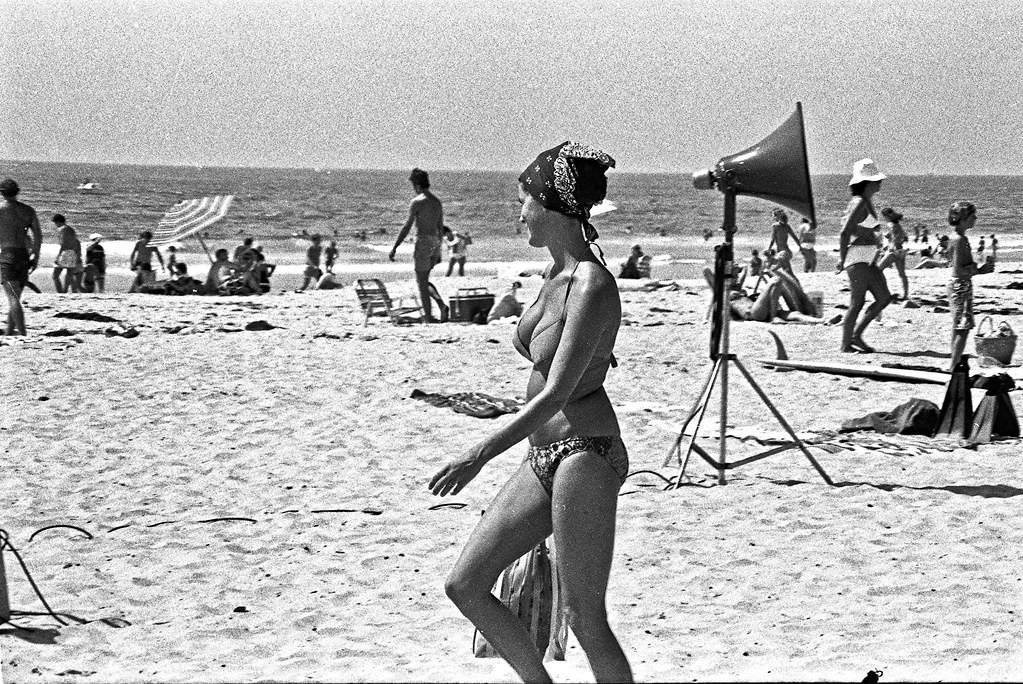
[51,214,83,293]
[83,233,106,293]
[442,225,470,277]
[429,141,632,683]
[947,201,979,370]
[879,207,909,300]
[324,240,338,274]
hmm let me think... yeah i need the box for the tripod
[664,192,833,487]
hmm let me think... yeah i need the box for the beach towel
[410,389,522,418]
[473,540,567,662]
[839,398,940,435]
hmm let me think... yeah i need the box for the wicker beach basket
[975,316,1017,365]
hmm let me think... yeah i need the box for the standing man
[389,168,448,322]
[0,179,42,335]
[770,208,800,276]
[797,216,817,273]
[298,234,322,291]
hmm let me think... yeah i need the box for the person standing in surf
[836,158,891,353]
[0,179,42,335]
[430,141,633,683]
[389,168,448,322]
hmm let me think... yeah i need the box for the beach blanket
[839,398,940,435]
[410,389,523,418]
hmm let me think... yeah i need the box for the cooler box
[451,288,495,322]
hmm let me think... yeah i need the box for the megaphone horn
[693,102,817,227]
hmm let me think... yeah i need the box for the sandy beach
[3,263,1023,682]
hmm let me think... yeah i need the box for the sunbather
[705,265,825,323]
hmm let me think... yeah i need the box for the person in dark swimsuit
[0,178,42,335]
[429,141,632,683]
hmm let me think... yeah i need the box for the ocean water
[3,159,1022,281]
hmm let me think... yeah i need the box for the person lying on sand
[139,263,205,295]
[705,265,828,324]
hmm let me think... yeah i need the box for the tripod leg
[671,357,724,487]
[731,358,834,485]
[663,355,720,468]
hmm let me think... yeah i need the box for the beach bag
[975,316,1016,365]
[473,539,567,661]
[969,374,1020,443]
[934,356,973,439]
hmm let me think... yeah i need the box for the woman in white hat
[836,158,892,352]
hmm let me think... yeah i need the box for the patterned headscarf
[948,201,976,226]
[519,141,616,242]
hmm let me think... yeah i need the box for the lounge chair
[354,278,424,325]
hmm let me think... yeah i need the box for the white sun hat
[88,233,104,242]
[849,158,887,185]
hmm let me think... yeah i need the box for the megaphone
[693,102,817,229]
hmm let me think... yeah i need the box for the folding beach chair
[354,278,424,325]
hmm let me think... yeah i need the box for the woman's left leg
[551,451,633,683]
[895,256,909,299]
[853,265,892,345]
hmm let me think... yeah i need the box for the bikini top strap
[561,261,583,321]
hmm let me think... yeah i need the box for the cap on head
[849,158,887,185]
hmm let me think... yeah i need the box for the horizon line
[2,157,1021,178]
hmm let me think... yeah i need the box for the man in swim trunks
[770,208,801,276]
[0,178,42,336]
[389,168,448,322]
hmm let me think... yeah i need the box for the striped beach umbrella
[149,195,235,250]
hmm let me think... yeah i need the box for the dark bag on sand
[969,373,1020,443]
[473,540,567,661]
[840,397,940,435]
[934,357,973,438]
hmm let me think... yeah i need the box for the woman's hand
[429,448,485,497]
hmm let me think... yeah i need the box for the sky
[1,0,1021,175]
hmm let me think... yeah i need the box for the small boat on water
[76,180,100,192]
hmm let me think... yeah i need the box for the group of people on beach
[729,158,991,370]
[834,158,984,368]
[0,146,1004,683]
[0,181,279,321]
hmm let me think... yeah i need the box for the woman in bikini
[429,141,632,683]
[836,158,892,353]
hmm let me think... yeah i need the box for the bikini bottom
[525,435,629,496]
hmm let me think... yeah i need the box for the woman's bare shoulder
[573,260,620,302]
